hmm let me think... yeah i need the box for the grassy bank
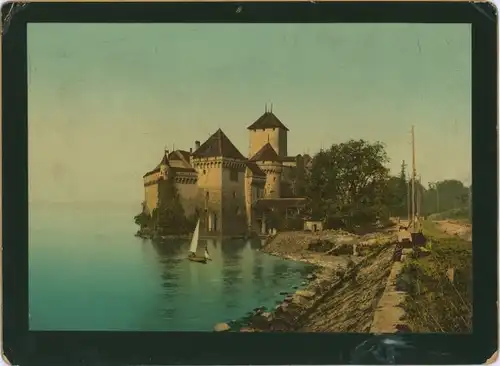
[428,207,471,223]
[398,221,472,332]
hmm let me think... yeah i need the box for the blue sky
[28,23,471,204]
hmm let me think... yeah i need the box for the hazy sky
[28,23,471,204]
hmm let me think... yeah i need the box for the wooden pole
[411,125,416,231]
[416,175,422,231]
[407,176,411,222]
[468,178,472,222]
[436,183,440,212]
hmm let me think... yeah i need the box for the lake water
[28,204,314,331]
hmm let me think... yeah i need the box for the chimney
[189,148,193,154]
[195,140,201,151]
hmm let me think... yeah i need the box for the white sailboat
[187,220,208,264]
[204,244,212,261]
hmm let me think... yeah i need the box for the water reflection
[249,239,265,250]
[148,237,314,330]
[151,238,185,257]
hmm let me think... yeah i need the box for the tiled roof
[143,165,196,178]
[168,150,189,161]
[143,151,194,178]
[192,129,246,160]
[249,143,281,162]
[282,155,299,162]
[143,168,160,178]
[246,161,266,177]
[247,112,289,131]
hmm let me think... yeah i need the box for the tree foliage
[423,179,470,216]
[304,139,391,231]
[154,178,193,235]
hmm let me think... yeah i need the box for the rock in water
[262,312,273,320]
[214,322,230,332]
[295,290,316,299]
[240,327,256,332]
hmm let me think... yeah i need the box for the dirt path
[434,220,472,241]
[368,221,410,333]
[369,261,407,333]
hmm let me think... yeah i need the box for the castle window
[203,169,206,175]
[273,177,276,182]
[229,169,238,182]
[206,191,209,199]
[232,191,236,198]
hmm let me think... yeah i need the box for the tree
[134,211,152,228]
[134,201,153,229]
[423,179,469,215]
[304,139,390,231]
[155,177,190,235]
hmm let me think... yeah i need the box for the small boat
[187,220,210,264]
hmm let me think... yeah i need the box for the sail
[189,220,200,254]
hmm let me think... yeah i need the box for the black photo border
[2,2,498,365]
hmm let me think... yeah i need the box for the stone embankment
[215,228,406,333]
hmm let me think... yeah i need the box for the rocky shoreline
[214,229,398,333]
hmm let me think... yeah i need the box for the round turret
[257,161,282,198]
[160,150,170,178]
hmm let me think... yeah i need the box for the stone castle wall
[220,162,247,235]
[249,128,287,158]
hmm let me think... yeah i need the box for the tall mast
[402,160,410,221]
[407,177,411,222]
[411,125,416,230]
[417,174,422,227]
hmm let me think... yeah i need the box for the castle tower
[247,105,289,159]
[159,149,170,179]
[249,142,282,199]
[191,129,248,235]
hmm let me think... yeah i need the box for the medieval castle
[142,108,311,236]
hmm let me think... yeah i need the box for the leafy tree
[304,139,390,231]
[423,179,469,216]
[155,177,190,235]
[134,201,153,229]
[134,211,152,228]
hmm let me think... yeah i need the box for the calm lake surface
[29,203,314,331]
